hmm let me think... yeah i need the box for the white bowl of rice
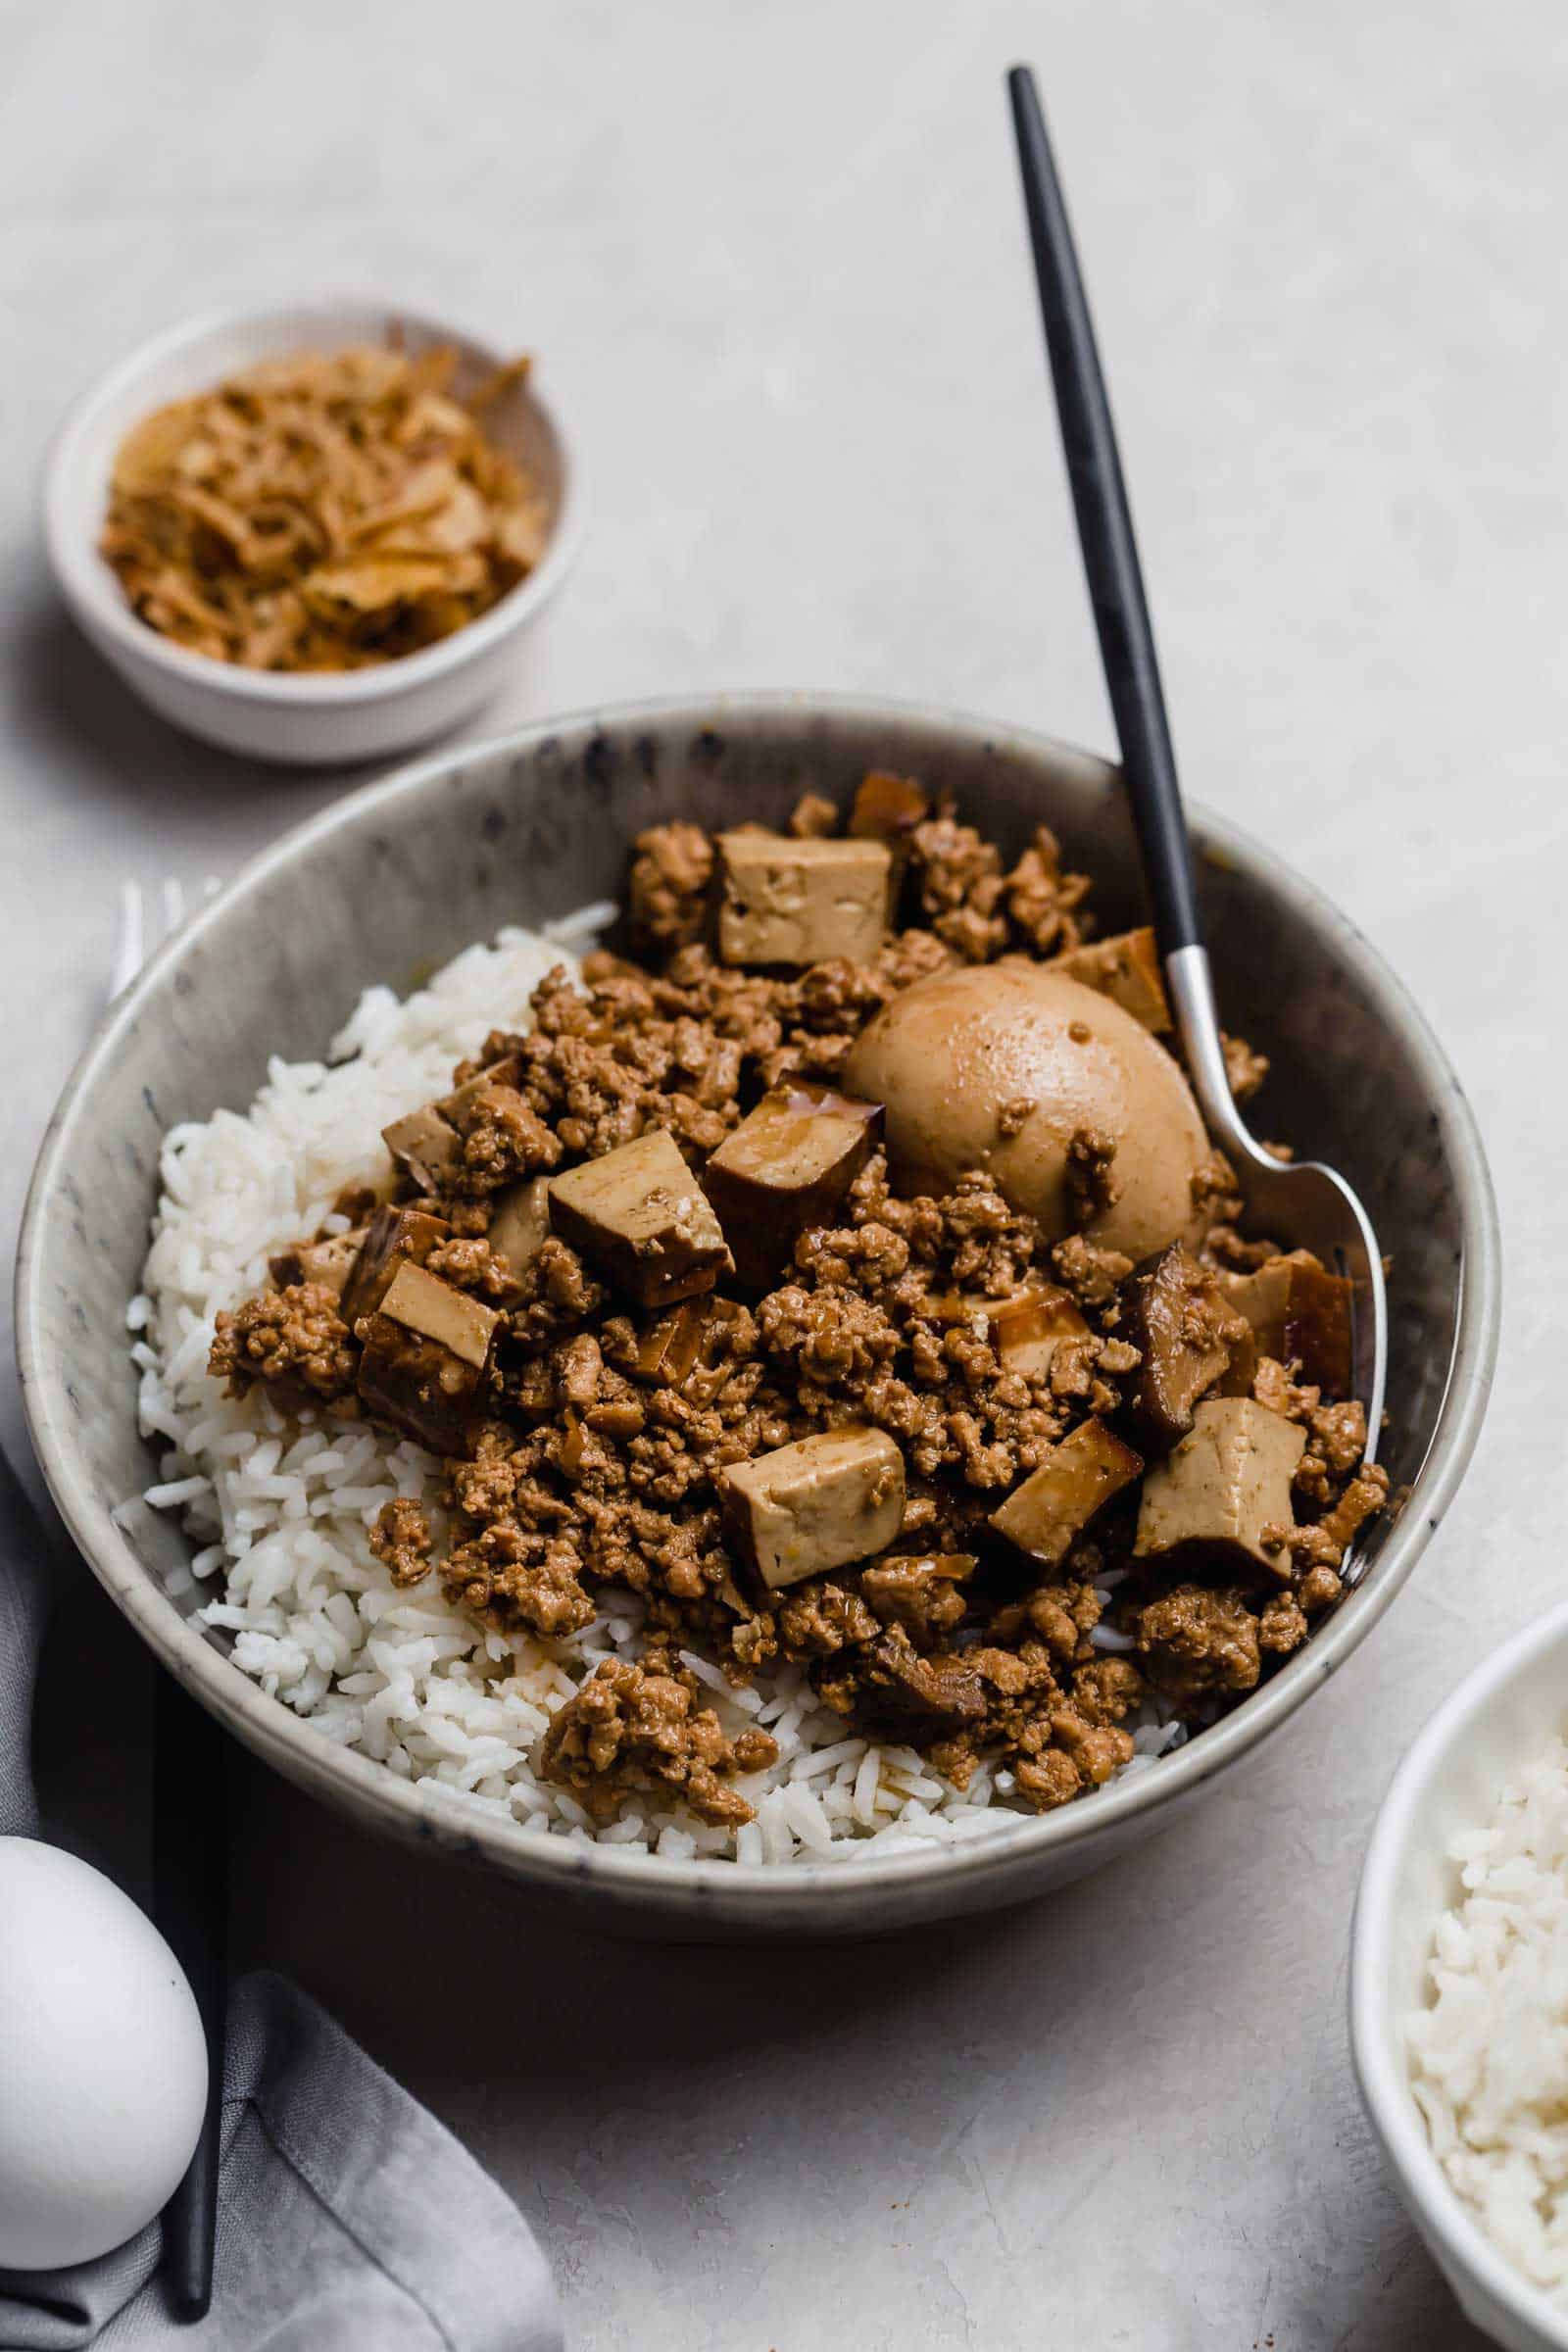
[1352,1599,1568,2350]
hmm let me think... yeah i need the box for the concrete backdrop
[5,3,1563,2343]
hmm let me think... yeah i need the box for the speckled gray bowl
[16,695,1500,1937]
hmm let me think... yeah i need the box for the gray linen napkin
[0,1446,564,2351]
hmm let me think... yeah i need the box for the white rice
[1407,1735,1568,2293]
[132,918,1183,1866]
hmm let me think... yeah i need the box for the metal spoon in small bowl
[1006,65,1387,1492]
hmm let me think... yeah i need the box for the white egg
[0,1837,208,2269]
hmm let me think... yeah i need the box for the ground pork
[538,1654,778,1825]
[209,1282,356,1403]
[369,1497,435,1587]
[1136,1584,1262,1705]
[628,822,713,953]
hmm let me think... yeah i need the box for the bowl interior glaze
[16,697,1499,1936]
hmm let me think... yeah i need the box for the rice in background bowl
[1408,1737,1568,2296]
[1353,1603,1568,2352]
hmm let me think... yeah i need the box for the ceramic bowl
[1352,1602,1568,2351]
[42,298,581,766]
[16,696,1500,1936]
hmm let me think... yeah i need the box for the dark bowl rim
[15,690,1503,1920]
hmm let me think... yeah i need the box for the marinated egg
[843,960,1210,1259]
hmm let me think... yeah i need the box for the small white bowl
[1351,1597,1568,2352]
[43,299,582,767]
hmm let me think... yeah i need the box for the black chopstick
[153,1672,227,2320]
[1005,64,1201,961]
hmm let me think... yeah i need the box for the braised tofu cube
[703,1082,883,1288]
[1284,1261,1353,1399]
[300,1230,367,1296]
[987,1285,1091,1380]
[848,769,931,899]
[1134,1396,1306,1579]
[849,769,930,847]
[269,1227,367,1298]
[1053,927,1171,1032]
[1117,1246,1242,1449]
[339,1205,449,1328]
[378,1261,498,1366]
[382,1102,461,1193]
[920,1286,1090,1380]
[439,1057,527,1150]
[357,1322,485,1455]
[918,1289,991,1330]
[548,1130,732,1307]
[1216,1259,1292,1359]
[716,832,892,968]
[356,1263,499,1457]
[989,1418,1144,1566]
[486,1175,553,1284]
[445,1055,521,1110]
[718,1425,906,1594]
[1217,1251,1353,1399]
[381,1056,523,1193]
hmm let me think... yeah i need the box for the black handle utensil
[1006,63,1388,1481]
[154,1674,226,2320]
[1006,66,1200,956]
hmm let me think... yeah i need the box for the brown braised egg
[841,959,1210,1258]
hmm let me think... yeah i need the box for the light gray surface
[1,0,1559,2343]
